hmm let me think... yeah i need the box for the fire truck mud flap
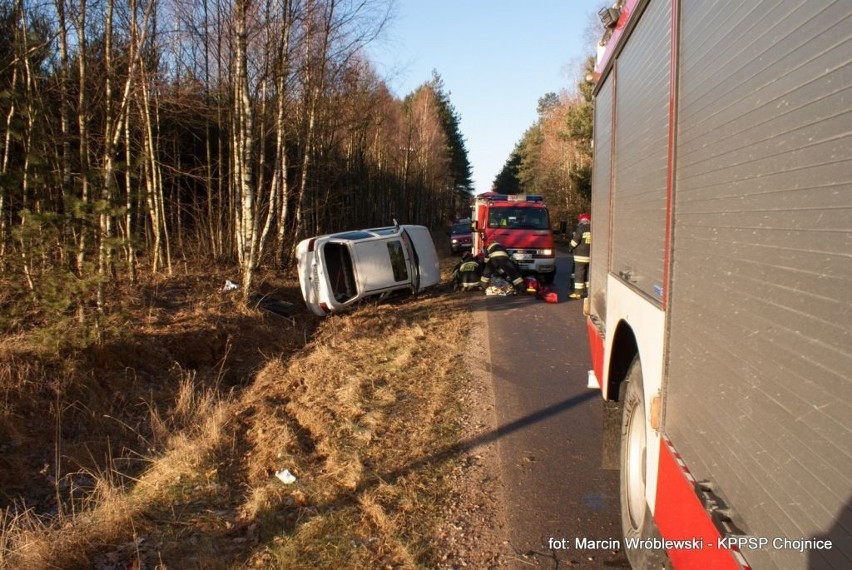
[601,398,621,470]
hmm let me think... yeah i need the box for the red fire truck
[471,193,556,283]
[587,1,851,568]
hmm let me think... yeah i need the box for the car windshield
[487,207,549,230]
[331,231,373,240]
[370,227,398,236]
[451,223,470,235]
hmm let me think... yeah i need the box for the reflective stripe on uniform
[574,255,590,263]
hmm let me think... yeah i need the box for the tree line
[493,56,595,230]
[0,0,472,340]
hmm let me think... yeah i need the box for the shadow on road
[238,391,600,562]
[339,391,597,503]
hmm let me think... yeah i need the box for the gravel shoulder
[435,296,510,569]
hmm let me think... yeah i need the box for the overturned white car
[296,224,441,316]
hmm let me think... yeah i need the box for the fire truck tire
[619,358,667,568]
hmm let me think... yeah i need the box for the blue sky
[366,1,605,194]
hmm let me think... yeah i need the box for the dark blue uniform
[480,241,524,292]
[569,216,591,298]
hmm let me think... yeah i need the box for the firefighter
[479,239,525,293]
[568,213,591,299]
[452,251,483,292]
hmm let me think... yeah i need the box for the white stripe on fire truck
[660,436,753,570]
[663,435,695,484]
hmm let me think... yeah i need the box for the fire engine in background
[471,193,556,283]
[587,1,850,569]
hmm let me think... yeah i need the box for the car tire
[619,357,667,568]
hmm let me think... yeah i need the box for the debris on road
[536,286,558,304]
[484,278,516,296]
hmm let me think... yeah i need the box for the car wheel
[619,357,667,568]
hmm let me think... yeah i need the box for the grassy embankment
[0,240,476,568]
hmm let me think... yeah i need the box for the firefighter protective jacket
[484,242,510,261]
[453,258,482,280]
[569,220,591,263]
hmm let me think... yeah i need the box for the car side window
[387,240,409,282]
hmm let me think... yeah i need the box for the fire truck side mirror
[470,220,478,231]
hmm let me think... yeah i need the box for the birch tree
[0,0,471,331]
[232,0,256,294]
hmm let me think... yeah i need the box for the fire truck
[471,193,556,283]
[587,1,851,568]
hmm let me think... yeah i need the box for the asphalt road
[478,250,629,569]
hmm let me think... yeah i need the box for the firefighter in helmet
[479,238,524,293]
[452,251,483,292]
[568,213,591,299]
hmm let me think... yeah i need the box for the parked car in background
[296,224,441,316]
[449,219,473,254]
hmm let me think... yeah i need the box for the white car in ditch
[296,224,441,316]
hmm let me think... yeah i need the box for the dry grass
[237,292,470,568]
[0,364,239,568]
[0,237,476,569]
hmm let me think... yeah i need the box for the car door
[400,230,420,291]
[351,236,412,294]
[401,226,441,290]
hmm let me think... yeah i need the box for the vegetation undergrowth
[0,249,471,569]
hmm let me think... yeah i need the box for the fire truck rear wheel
[619,358,663,567]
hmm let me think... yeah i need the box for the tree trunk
[234,0,256,296]
[76,0,90,291]
[97,0,116,315]
[290,0,335,259]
